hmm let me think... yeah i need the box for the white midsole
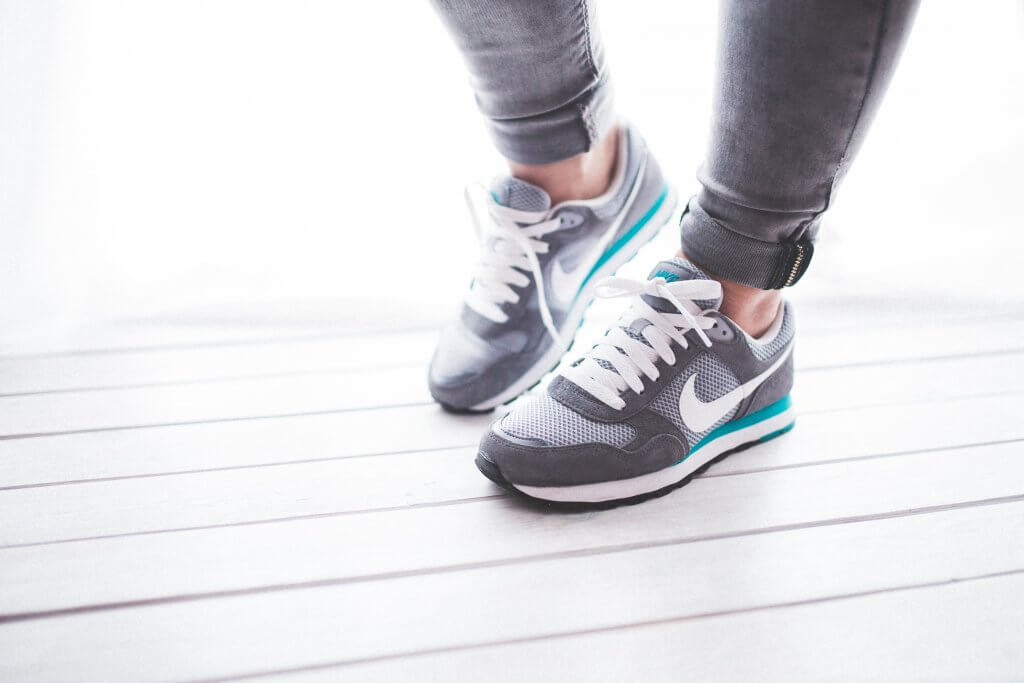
[470,186,679,411]
[514,405,795,503]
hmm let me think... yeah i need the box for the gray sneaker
[429,125,677,412]
[476,257,796,506]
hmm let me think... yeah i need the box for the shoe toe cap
[480,397,678,488]
[429,324,530,409]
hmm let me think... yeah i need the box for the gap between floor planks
[3,311,1024,399]
[2,309,1024,679]
[1,341,1022,440]
[2,390,1023,547]
[0,349,1020,491]
[247,570,1024,683]
[2,440,1022,617]
[2,374,1015,671]
[0,295,1017,366]
[1,502,1022,680]
[0,352,1021,547]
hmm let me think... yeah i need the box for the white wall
[2,1,1022,345]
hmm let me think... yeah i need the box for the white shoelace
[561,276,723,409]
[463,185,566,348]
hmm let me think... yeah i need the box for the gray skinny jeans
[430,0,919,289]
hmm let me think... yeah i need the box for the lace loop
[562,276,722,410]
[463,184,567,350]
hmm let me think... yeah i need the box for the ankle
[679,251,782,338]
[718,279,782,338]
[508,126,620,205]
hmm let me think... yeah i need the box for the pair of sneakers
[429,125,795,507]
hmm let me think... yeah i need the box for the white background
[1,1,1022,348]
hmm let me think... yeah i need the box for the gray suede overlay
[481,408,686,487]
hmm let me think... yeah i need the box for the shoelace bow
[463,184,566,349]
[561,276,723,409]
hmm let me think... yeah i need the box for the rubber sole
[476,397,795,510]
[439,402,496,416]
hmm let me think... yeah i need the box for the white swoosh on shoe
[548,161,647,307]
[678,343,793,433]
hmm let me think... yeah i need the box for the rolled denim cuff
[485,75,616,165]
[680,199,814,290]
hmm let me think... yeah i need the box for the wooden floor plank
[709,392,1023,476]
[2,313,1023,400]
[3,285,1019,363]
[0,350,1020,488]
[1,334,1022,438]
[1,501,1021,681]
[331,569,1024,683]
[2,441,1022,615]
[0,365,435,437]
[2,390,1023,546]
[0,332,435,397]
[3,303,1022,681]
[0,405,495,490]
[0,299,1011,394]
[0,317,435,363]
[0,445,484,546]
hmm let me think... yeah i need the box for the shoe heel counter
[744,346,795,415]
[615,144,671,241]
[636,138,667,205]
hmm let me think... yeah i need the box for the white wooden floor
[2,290,1024,682]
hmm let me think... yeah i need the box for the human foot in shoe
[476,257,796,506]
[429,125,677,412]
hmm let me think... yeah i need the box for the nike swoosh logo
[549,160,648,307]
[550,254,602,307]
[678,344,793,433]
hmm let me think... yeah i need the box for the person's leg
[682,0,920,335]
[428,0,678,412]
[476,0,922,506]
[429,0,618,201]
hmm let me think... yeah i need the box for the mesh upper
[491,177,551,212]
[500,395,636,447]
[649,352,741,446]
[622,326,650,345]
[496,262,793,452]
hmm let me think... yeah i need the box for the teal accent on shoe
[653,270,680,282]
[759,422,795,443]
[681,394,793,462]
[571,185,670,305]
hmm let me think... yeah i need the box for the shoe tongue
[640,258,722,314]
[490,176,552,212]
[647,258,709,284]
